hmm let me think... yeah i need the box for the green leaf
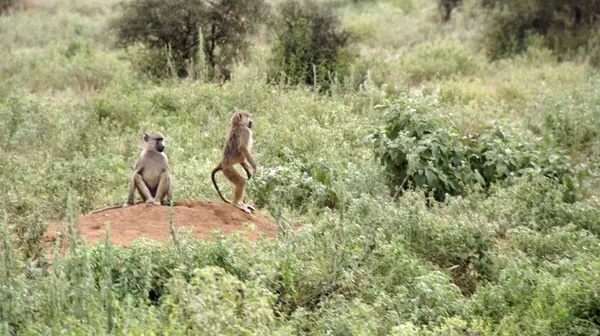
[415,173,427,187]
[421,149,433,160]
[496,163,508,177]
[474,170,485,186]
[425,169,439,188]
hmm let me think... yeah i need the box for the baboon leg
[240,162,255,212]
[134,174,156,204]
[154,171,171,205]
[166,177,173,205]
[240,161,256,212]
[222,165,251,213]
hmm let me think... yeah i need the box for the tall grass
[1,0,600,334]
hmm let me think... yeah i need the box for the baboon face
[144,132,165,153]
[231,111,253,129]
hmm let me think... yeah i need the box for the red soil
[44,200,277,248]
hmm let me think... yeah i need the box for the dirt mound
[45,200,276,247]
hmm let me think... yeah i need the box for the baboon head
[144,132,165,153]
[230,110,253,129]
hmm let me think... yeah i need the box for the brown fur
[124,131,173,207]
[211,111,257,213]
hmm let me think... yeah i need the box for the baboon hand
[123,202,133,208]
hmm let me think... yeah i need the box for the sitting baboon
[124,131,173,207]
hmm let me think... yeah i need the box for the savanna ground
[1,0,600,334]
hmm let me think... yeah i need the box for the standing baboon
[211,111,257,213]
[124,131,173,207]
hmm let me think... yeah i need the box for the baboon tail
[211,164,230,203]
[86,200,144,216]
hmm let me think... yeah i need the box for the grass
[1,0,600,334]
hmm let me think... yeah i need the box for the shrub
[269,0,353,90]
[525,83,600,152]
[159,267,276,333]
[470,257,600,335]
[287,273,467,334]
[371,96,580,202]
[481,0,600,60]
[405,209,499,295]
[0,0,13,13]
[399,38,486,83]
[11,213,47,262]
[438,0,462,22]
[508,225,600,263]
[481,175,600,235]
[0,40,125,94]
[44,154,129,216]
[112,0,267,80]
[249,160,340,212]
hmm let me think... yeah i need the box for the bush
[481,0,600,60]
[481,175,600,235]
[508,225,600,263]
[438,0,462,22]
[399,38,486,83]
[0,40,122,94]
[403,206,499,295]
[159,267,276,334]
[470,257,600,335]
[525,83,600,152]
[0,0,13,13]
[269,0,353,91]
[112,0,267,80]
[250,159,340,212]
[0,0,25,14]
[371,96,580,202]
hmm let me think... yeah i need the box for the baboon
[123,131,173,207]
[211,110,257,213]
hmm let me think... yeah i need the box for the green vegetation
[440,0,600,62]
[112,0,267,80]
[269,0,353,90]
[2,0,600,334]
[372,96,580,202]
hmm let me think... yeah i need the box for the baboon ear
[237,113,243,121]
[143,133,149,142]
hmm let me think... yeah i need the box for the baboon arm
[162,153,173,173]
[132,156,142,170]
[241,148,257,171]
[126,159,144,204]
[241,161,253,179]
